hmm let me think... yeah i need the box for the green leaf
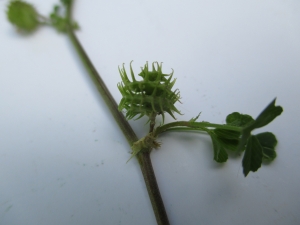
[237,130,251,153]
[7,0,40,32]
[211,112,252,153]
[251,98,283,129]
[209,133,228,163]
[214,129,240,140]
[49,2,79,32]
[226,112,254,127]
[237,99,282,152]
[222,112,253,152]
[242,135,263,176]
[217,137,239,152]
[213,128,240,151]
[256,132,277,161]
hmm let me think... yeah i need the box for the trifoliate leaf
[7,0,40,32]
[209,132,228,163]
[242,135,263,176]
[256,132,277,161]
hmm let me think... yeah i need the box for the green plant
[5,0,283,224]
[118,62,282,176]
[6,1,169,224]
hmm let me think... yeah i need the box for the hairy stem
[65,1,169,224]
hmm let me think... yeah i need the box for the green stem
[159,127,208,133]
[155,121,242,136]
[149,112,157,133]
[65,1,169,225]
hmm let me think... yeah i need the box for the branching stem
[65,1,169,225]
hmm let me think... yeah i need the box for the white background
[1,0,300,224]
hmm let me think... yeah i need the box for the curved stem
[65,1,170,224]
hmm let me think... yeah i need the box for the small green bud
[7,0,40,32]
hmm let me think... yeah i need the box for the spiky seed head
[7,0,40,32]
[118,61,181,122]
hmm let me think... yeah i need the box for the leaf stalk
[154,121,242,136]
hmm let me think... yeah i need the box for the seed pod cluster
[118,61,181,121]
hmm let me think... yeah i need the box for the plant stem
[149,112,157,133]
[65,1,170,224]
[154,121,242,136]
